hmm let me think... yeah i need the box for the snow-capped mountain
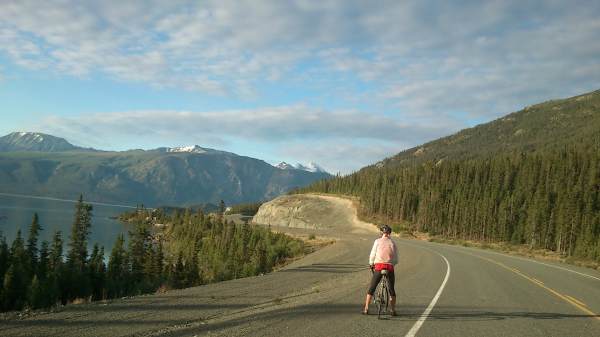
[275,161,296,170]
[160,145,234,156]
[296,162,327,173]
[166,145,209,154]
[0,132,84,152]
[275,161,328,174]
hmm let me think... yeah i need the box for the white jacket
[369,236,398,265]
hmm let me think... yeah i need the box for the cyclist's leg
[364,271,383,312]
[388,271,397,314]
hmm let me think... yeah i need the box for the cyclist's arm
[369,239,378,265]
[391,241,399,265]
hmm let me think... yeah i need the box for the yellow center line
[530,277,545,286]
[463,251,600,322]
[565,295,588,308]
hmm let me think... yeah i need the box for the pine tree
[128,219,151,291]
[48,231,63,274]
[2,264,24,310]
[88,244,106,301]
[48,231,64,306]
[65,195,93,301]
[0,234,9,290]
[27,275,44,309]
[37,241,50,282]
[169,254,185,289]
[2,231,27,310]
[67,195,93,271]
[107,234,128,298]
[26,213,42,279]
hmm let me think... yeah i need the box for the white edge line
[404,249,451,337]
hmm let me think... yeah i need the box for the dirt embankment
[252,194,377,235]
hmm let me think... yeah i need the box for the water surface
[0,193,134,252]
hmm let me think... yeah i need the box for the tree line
[297,143,600,262]
[0,197,305,312]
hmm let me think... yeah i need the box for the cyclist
[362,224,398,315]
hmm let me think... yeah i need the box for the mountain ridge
[0,132,330,173]
[376,89,600,168]
[0,132,331,206]
[0,132,87,152]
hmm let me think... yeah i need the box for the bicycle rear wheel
[377,275,390,319]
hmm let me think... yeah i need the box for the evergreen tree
[107,234,128,298]
[67,195,93,271]
[2,231,27,310]
[128,220,151,289]
[26,213,42,279]
[88,244,106,301]
[47,231,64,306]
[2,264,24,310]
[49,231,64,273]
[169,254,185,289]
[0,234,9,292]
[65,195,93,301]
[37,241,50,282]
[27,275,44,309]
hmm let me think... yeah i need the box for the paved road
[2,195,599,337]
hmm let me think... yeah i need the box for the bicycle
[372,269,392,319]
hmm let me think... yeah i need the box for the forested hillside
[298,90,600,262]
[378,89,600,168]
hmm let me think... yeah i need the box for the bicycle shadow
[279,263,367,274]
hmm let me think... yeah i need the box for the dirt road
[2,194,600,337]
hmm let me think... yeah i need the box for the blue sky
[1,0,599,173]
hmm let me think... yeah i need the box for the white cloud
[36,106,458,173]
[39,106,454,143]
[0,0,597,117]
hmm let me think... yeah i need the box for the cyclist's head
[379,224,392,235]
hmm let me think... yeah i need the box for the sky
[1,1,599,174]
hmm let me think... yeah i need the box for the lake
[0,193,134,253]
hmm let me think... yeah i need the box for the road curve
[1,195,599,337]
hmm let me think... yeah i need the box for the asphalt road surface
[2,195,599,337]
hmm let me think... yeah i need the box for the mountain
[275,161,328,173]
[157,145,232,155]
[377,89,600,168]
[0,135,331,206]
[275,162,296,170]
[0,132,87,152]
[295,162,327,173]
